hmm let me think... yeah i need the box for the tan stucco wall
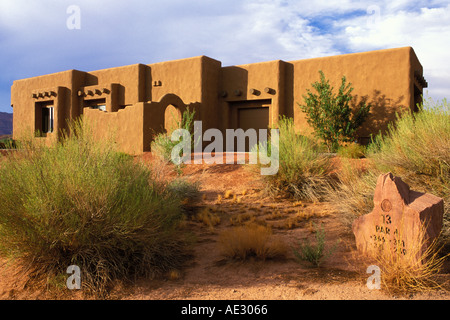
[87,64,148,106]
[146,56,222,139]
[84,102,145,155]
[149,56,204,104]
[11,69,86,143]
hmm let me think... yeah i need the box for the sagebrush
[0,119,197,296]
[253,116,333,201]
[327,96,450,243]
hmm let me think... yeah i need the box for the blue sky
[1,0,449,113]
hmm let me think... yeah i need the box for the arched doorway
[164,104,182,135]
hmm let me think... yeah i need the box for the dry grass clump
[166,269,182,281]
[195,207,221,230]
[271,207,328,230]
[218,223,287,261]
[365,227,448,295]
[325,159,379,229]
[224,190,234,199]
[229,212,261,226]
[266,210,287,220]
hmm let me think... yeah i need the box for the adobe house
[11,46,427,154]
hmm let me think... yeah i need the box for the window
[35,101,54,135]
[414,85,422,112]
[42,106,54,133]
[84,98,107,111]
[96,105,106,112]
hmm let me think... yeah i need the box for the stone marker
[352,172,444,259]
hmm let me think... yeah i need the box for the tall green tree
[298,70,371,152]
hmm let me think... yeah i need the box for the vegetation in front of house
[0,119,198,296]
[252,71,371,202]
[327,96,449,293]
[1,91,448,297]
[151,107,197,165]
[337,142,367,159]
[329,97,449,238]
[368,97,449,197]
[253,116,333,201]
[298,70,371,153]
[0,136,16,149]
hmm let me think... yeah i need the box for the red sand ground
[0,153,448,300]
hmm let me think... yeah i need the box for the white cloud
[341,3,450,101]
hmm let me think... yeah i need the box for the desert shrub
[253,116,333,201]
[151,107,197,164]
[328,97,450,239]
[218,223,287,261]
[151,133,177,162]
[0,137,16,149]
[195,207,221,230]
[337,142,366,159]
[0,120,195,296]
[368,97,449,180]
[368,96,450,241]
[166,177,201,205]
[298,70,371,152]
[292,223,339,267]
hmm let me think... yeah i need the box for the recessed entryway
[229,99,271,152]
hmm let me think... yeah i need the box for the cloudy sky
[0,0,449,113]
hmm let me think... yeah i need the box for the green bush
[151,107,197,164]
[151,133,178,162]
[254,116,332,201]
[337,142,366,159]
[292,223,339,267]
[0,137,16,149]
[0,120,195,296]
[298,70,371,152]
